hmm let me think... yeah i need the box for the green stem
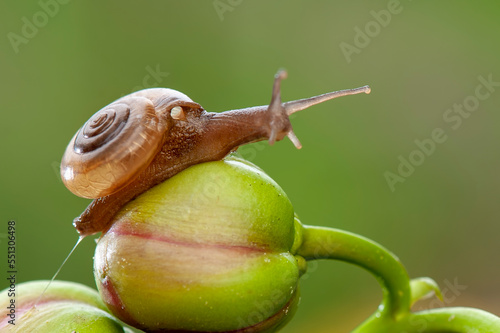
[386,307,500,333]
[294,223,500,332]
[295,224,411,321]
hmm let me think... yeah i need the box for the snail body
[61,71,370,236]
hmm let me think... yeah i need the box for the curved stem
[295,224,500,332]
[374,307,500,333]
[409,307,500,332]
[295,225,411,321]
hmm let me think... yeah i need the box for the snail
[61,70,370,236]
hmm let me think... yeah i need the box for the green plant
[2,72,499,332]
[3,157,500,332]
[0,280,129,332]
[89,155,500,332]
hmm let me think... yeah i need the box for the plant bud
[0,280,128,332]
[94,156,307,332]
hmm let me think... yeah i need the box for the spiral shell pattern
[61,97,166,199]
[74,103,129,153]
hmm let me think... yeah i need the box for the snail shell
[60,89,201,199]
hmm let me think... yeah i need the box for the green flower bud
[94,157,307,332]
[0,280,128,332]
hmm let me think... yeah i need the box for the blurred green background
[1,1,499,331]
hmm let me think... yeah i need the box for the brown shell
[60,88,200,199]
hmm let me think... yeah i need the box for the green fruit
[0,280,127,333]
[94,156,306,332]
